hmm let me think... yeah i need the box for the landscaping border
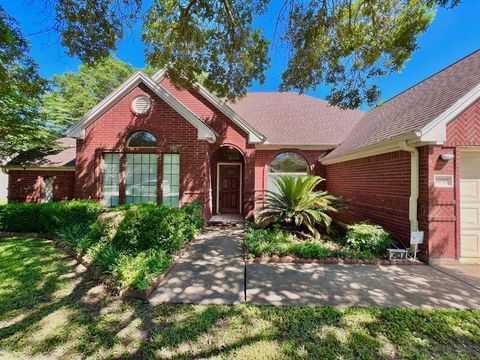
[246,255,424,265]
[0,230,198,300]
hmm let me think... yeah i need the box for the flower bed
[244,223,419,264]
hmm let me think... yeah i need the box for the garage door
[460,151,480,259]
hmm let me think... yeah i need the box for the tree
[0,6,57,158]
[42,56,143,129]
[39,0,460,109]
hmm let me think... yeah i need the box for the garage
[460,150,480,261]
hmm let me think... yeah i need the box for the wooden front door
[218,164,241,213]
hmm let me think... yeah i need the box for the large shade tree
[0,6,57,158]
[40,0,461,108]
[42,56,146,129]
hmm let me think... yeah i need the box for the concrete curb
[246,255,425,265]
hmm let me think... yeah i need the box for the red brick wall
[8,170,75,203]
[76,83,211,214]
[159,79,256,217]
[325,150,413,244]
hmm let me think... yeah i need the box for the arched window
[268,152,309,193]
[127,131,157,147]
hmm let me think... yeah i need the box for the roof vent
[132,96,151,115]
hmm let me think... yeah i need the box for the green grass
[1,236,480,359]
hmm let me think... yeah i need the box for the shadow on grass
[0,236,479,359]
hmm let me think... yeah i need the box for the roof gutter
[398,141,419,232]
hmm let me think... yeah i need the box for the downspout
[399,141,419,232]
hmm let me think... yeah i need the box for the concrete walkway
[150,226,245,305]
[150,226,480,309]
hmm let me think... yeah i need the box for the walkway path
[150,226,480,309]
[149,226,245,305]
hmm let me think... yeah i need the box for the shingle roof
[229,92,364,145]
[324,49,480,160]
[7,137,76,168]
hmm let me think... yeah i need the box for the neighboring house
[3,50,480,264]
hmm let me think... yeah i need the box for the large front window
[268,152,309,193]
[103,153,120,206]
[162,154,180,207]
[125,153,158,204]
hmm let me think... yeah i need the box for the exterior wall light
[440,153,455,161]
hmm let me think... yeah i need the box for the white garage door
[460,151,480,259]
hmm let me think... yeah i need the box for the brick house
[3,50,480,264]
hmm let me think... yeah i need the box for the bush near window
[0,201,103,234]
[344,223,395,256]
[55,200,205,290]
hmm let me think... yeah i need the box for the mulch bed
[246,255,424,265]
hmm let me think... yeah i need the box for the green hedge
[0,201,103,234]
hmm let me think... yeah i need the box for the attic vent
[132,96,151,115]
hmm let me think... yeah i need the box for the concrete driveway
[246,263,480,309]
[150,226,480,309]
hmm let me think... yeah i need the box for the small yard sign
[410,231,424,245]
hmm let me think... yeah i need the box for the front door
[218,164,241,214]
[460,151,480,259]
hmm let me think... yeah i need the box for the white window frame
[216,162,242,214]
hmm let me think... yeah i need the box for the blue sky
[2,0,479,107]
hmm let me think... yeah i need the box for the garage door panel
[460,151,480,259]
[460,180,479,201]
[461,233,480,257]
[461,207,480,227]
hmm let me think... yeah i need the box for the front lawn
[1,236,480,359]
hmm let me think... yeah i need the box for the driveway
[246,263,480,308]
[151,226,480,309]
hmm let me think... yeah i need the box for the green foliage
[143,0,270,100]
[244,225,377,260]
[114,250,171,291]
[0,201,103,234]
[345,223,395,255]
[53,0,142,64]
[112,203,198,254]
[183,199,206,230]
[0,6,57,157]
[51,201,204,290]
[42,56,137,129]
[256,176,342,239]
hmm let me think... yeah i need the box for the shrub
[0,200,103,235]
[182,200,206,231]
[255,176,342,238]
[345,223,395,255]
[114,250,171,290]
[55,223,91,249]
[113,203,199,254]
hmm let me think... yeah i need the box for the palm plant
[256,176,341,239]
